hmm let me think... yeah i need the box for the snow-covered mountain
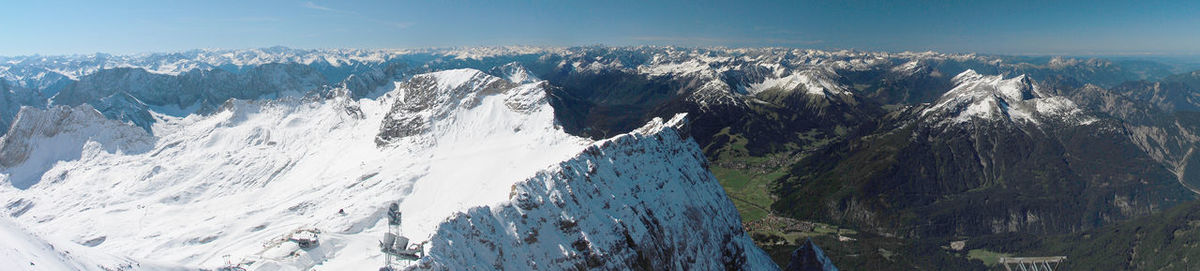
[0,46,1170,138]
[0,68,772,270]
[421,114,773,270]
[745,68,850,97]
[4,46,1200,269]
[0,104,154,189]
[920,69,1095,127]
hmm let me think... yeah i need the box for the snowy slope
[0,68,586,270]
[0,68,771,270]
[0,216,159,271]
[419,114,776,270]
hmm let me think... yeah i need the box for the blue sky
[1,0,1198,56]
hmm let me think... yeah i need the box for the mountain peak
[747,68,849,97]
[922,70,1093,126]
[418,68,498,91]
[376,69,550,145]
[950,69,1034,102]
[491,62,539,84]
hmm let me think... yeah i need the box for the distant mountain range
[3,46,1200,269]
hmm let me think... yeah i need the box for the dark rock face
[1054,79,1200,192]
[541,70,682,139]
[775,84,1196,239]
[1024,199,1200,270]
[375,113,426,145]
[786,239,838,271]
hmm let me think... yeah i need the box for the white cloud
[301,1,411,29]
[302,1,338,12]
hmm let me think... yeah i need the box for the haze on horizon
[1,0,1198,57]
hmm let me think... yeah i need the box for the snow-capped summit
[746,68,850,97]
[491,62,539,84]
[890,59,926,77]
[375,68,537,145]
[921,70,1094,126]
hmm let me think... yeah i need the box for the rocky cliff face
[419,114,777,270]
[374,69,516,145]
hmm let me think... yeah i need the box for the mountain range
[3,46,1200,270]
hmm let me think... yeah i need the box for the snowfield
[0,215,176,271]
[0,68,773,270]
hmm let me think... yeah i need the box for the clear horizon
[2,0,1198,57]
